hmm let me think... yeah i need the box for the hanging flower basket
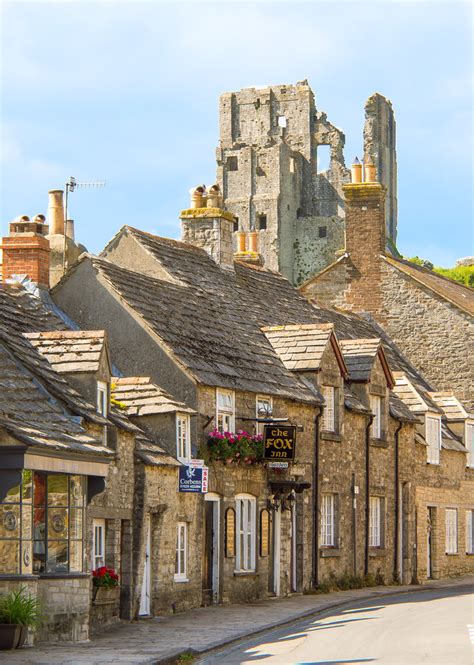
[206,429,264,465]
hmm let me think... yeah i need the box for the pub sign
[263,425,296,461]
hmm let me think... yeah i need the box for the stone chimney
[342,158,386,312]
[48,190,65,235]
[180,184,236,268]
[46,189,82,287]
[1,214,51,288]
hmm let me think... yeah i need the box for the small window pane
[48,508,68,539]
[70,476,85,507]
[47,475,68,506]
[70,539,83,572]
[47,540,68,573]
[22,470,33,503]
[22,504,32,539]
[0,540,19,574]
[70,509,83,540]
[0,504,20,538]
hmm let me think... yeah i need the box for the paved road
[198,585,474,665]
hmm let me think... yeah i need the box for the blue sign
[178,465,208,493]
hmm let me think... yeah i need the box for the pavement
[2,576,473,665]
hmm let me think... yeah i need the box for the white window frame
[97,381,108,417]
[466,422,474,468]
[321,386,335,433]
[216,389,235,433]
[174,522,188,582]
[92,518,106,570]
[235,494,256,572]
[321,494,336,547]
[176,413,191,462]
[445,508,458,554]
[466,510,474,554]
[426,415,442,465]
[370,394,382,439]
[256,395,272,436]
[369,496,382,547]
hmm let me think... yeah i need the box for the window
[318,226,327,238]
[257,214,267,230]
[227,156,238,171]
[316,144,330,173]
[370,395,383,439]
[174,522,188,581]
[277,115,287,128]
[369,496,383,547]
[466,510,474,554]
[216,389,235,433]
[97,381,108,417]
[289,157,296,174]
[321,386,335,432]
[426,416,441,465]
[445,508,458,554]
[92,519,106,569]
[176,413,191,462]
[466,422,474,467]
[235,495,256,572]
[233,217,239,232]
[256,395,272,435]
[321,494,336,547]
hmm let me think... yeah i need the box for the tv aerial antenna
[64,176,106,222]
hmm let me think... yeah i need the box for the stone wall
[36,576,90,643]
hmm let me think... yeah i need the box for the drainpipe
[352,472,357,576]
[394,421,403,582]
[312,412,321,587]
[365,414,374,577]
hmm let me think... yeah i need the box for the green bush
[433,265,474,288]
[0,587,42,627]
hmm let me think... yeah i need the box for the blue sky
[1,1,472,266]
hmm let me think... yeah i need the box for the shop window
[426,415,441,465]
[176,413,191,462]
[369,496,384,547]
[174,522,188,581]
[92,519,106,569]
[216,389,235,433]
[235,494,256,572]
[445,508,458,554]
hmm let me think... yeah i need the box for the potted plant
[206,429,264,465]
[0,586,41,650]
[92,566,119,603]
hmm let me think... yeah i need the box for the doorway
[271,508,282,596]
[139,515,151,616]
[427,507,435,579]
[203,494,220,604]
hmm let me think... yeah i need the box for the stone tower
[216,81,397,285]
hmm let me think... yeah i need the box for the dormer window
[466,422,474,468]
[370,394,384,439]
[176,413,191,463]
[216,389,235,433]
[97,381,108,417]
[426,415,441,465]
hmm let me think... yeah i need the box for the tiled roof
[441,425,466,453]
[0,342,110,456]
[261,323,348,375]
[428,392,469,421]
[339,338,379,381]
[392,372,442,415]
[382,256,474,316]
[24,330,107,374]
[112,377,195,416]
[389,392,418,423]
[344,386,371,415]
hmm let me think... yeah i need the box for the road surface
[198,585,473,665]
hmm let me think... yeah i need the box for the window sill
[320,548,341,558]
[174,576,189,583]
[38,572,90,579]
[369,548,387,557]
[445,553,459,557]
[233,570,258,577]
[426,461,440,466]
[320,432,342,442]
[370,438,388,448]
[0,574,39,581]
[466,552,474,556]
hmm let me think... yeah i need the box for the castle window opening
[277,115,287,128]
[290,157,296,173]
[318,226,327,238]
[233,217,239,232]
[297,208,304,219]
[316,144,331,173]
[227,156,238,171]
[258,214,267,231]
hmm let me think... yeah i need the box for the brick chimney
[180,184,236,269]
[342,158,386,313]
[1,215,50,288]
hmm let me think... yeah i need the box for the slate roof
[0,341,110,456]
[392,372,442,415]
[388,392,418,423]
[344,387,371,415]
[24,330,108,374]
[428,392,470,421]
[382,256,474,316]
[339,338,394,387]
[112,377,195,417]
[261,323,348,375]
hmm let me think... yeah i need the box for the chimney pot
[236,231,246,253]
[351,158,363,184]
[48,189,65,235]
[364,157,377,183]
[189,185,205,209]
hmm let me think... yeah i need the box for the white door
[139,516,151,616]
[398,483,403,582]
[273,508,281,596]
